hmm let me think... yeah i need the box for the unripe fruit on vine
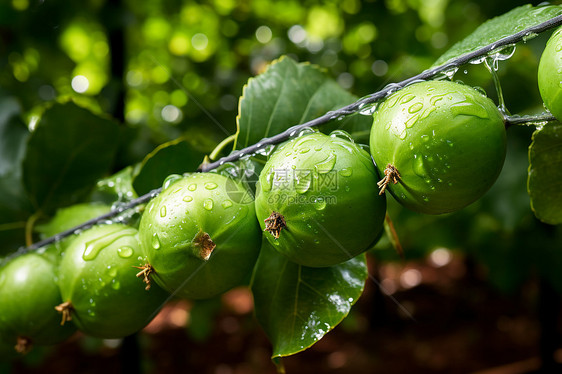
[538,26,562,120]
[57,224,168,339]
[138,173,261,299]
[254,131,387,267]
[0,252,76,354]
[370,80,506,214]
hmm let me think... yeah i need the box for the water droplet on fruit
[162,174,182,190]
[152,233,161,250]
[117,246,134,258]
[160,205,167,217]
[299,148,310,154]
[556,44,562,52]
[413,155,426,177]
[262,172,273,192]
[409,142,414,150]
[314,198,327,211]
[295,170,312,194]
[82,227,137,261]
[400,94,415,104]
[422,196,430,202]
[329,130,354,142]
[183,195,193,202]
[111,281,120,290]
[203,199,214,210]
[313,238,320,244]
[450,102,489,119]
[408,102,423,113]
[205,182,218,190]
[315,153,336,174]
[188,183,197,191]
[420,134,429,142]
[339,167,352,177]
[222,200,233,209]
[345,186,350,192]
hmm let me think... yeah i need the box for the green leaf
[234,56,371,149]
[434,4,562,67]
[132,137,205,196]
[22,102,120,214]
[528,122,562,224]
[252,241,367,358]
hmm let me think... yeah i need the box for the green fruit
[538,26,562,120]
[138,173,261,299]
[0,252,76,354]
[370,80,506,214]
[57,224,168,339]
[254,131,387,267]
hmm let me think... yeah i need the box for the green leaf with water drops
[434,4,562,67]
[234,56,372,150]
[528,121,562,225]
[132,137,205,196]
[251,240,368,358]
[22,102,120,215]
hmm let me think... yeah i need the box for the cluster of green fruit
[4,25,562,358]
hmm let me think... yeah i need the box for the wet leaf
[132,137,205,196]
[22,102,120,214]
[252,240,367,358]
[235,56,371,150]
[434,4,562,67]
[528,122,562,224]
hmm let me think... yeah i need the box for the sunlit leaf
[434,4,562,67]
[252,241,367,358]
[234,56,371,150]
[132,137,205,196]
[22,102,120,214]
[528,122,562,225]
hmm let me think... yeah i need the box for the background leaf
[252,241,368,358]
[234,56,371,150]
[132,137,205,196]
[528,122,562,225]
[434,4,562,67]
[0,95,32,253]
[22,102,120,214]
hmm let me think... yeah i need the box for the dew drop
[205,182,218,190]
[188,183,197,191]
[117,246,134,259]
[313,198,327,211]
[408,102,423,113]
[420,134,430,142]
[339,167,353,177]
[400,94,416,104]
[82,227,137,261]
[262,171,274,192]
[315,153,337,174]
[160,205,167,218]
[152,233,161,250]
[162,174,183,190]
[203,199,214,210]
[183,195,193,202]
[295,171,312,194]
[111,281,121,290]
[413,155,426,178]
[222,200,233,209]
[299,148,310,154]
[329,130,354,142]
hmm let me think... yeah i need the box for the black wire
[21,13,562,254]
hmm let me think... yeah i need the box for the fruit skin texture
[138,172,261,299]
[370,80,506,214]
[254,131,387,267]
[538,26,562,121]
[0,252,76,351]
[58,224,168,339]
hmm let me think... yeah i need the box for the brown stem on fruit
[15,336,32,354]
[264,211,287,239]
[55,301,73,326]
[134,264,154,291]
[193,230,216,261]
[377,164,401,195]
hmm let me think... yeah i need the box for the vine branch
[19,13,562,255]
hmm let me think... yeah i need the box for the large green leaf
[528,122,562,225]
[252,241,368,358]
[434,4,562,67]
[132,137,205,196]
[234,56,371,149]
[22,102,120,214]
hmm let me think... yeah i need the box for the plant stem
[24,213,41,248]
[0,221,26,232]
[209,134,237,161]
